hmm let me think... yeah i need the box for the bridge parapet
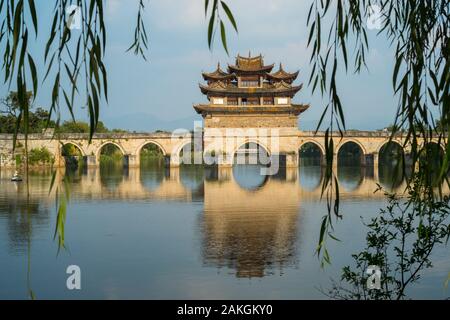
[299,130,406,138]
[0,132,191,140]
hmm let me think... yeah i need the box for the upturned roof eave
[201,73,236,81]
[267,70,300,81]
[227,64,275,73]
[199,84,302,95]
[193,104,310,116]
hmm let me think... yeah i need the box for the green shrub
[28,147,54,166]
[62,144,82,157]
[15,154,22,166]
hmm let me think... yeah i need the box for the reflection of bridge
[0,165,414,204]
[2,166,448,278]
[0,131,445,169]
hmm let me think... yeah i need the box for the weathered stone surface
[0,131,443,169]
[204,115,298,128]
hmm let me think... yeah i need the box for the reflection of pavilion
[200,167,300,278]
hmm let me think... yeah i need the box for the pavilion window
[242,97,259,105]
[263,97,274,105]
[212,97,224,105]
[227,97,238,105]
[240,76,260,88]
[276,97,289,105]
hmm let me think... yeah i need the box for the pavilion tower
[194,53,310,167]
[194,54,309,128]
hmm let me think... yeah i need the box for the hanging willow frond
[307,0,450,264]
[205,0,238,55]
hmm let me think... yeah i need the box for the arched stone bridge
[0,130,445,169]
[0,132,192,168]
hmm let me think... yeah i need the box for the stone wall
[205,115,298,128]
[0,131,444,169]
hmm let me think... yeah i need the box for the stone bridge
[0,130,445,169]
[0,131,192,168]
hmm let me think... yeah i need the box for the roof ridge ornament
[273,80,291,89]
[195,53,309,118]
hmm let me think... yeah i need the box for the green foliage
[0,0,147,147]
[141,144,164,158]
[205,0,238,55]
[127,0,149,60]
[100,144,122,156]
[28,147,54,166]
[0,1,147,261]
[57,120,129,134]
[0,92,55,134]
[15,154,22,166]
[99,143,123,166]
[58,120,108,134]
[0,100,126,134]
[305,0,450,264]
[326,178,450,300]
[111,128,129,133]
[1,91,33,115]
[58,121,89,134]
[61,144,82,157]
[0,108,55,134]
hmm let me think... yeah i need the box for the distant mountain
[102,112,376,133]
[102,112,203,132]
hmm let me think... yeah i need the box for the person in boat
[11,170,22,181]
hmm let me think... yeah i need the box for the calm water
[0,161,449,299]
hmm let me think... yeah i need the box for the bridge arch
[232,140,272,166]
[298,140,325,166]
[376,140,404,155]
[336,139,367,156]
[377,141,405,185]
[418,141,445,162]
[61,141,86,157]
[232,140,271,156]
[336,139,367,167]
[174,140,203,165]
[298,140,325,156]
[96,141,126,158]
[419,141,446,154]
[136,140,167,156]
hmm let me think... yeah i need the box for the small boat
[11,171,23,182]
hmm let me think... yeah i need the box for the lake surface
[0,161,449,299]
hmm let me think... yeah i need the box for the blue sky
[2,0,399,132]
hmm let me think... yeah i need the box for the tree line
[0,92,126,134]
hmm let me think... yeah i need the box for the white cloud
[147,0,311,36]
[150,0,204,30]
[105,0,128,16]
